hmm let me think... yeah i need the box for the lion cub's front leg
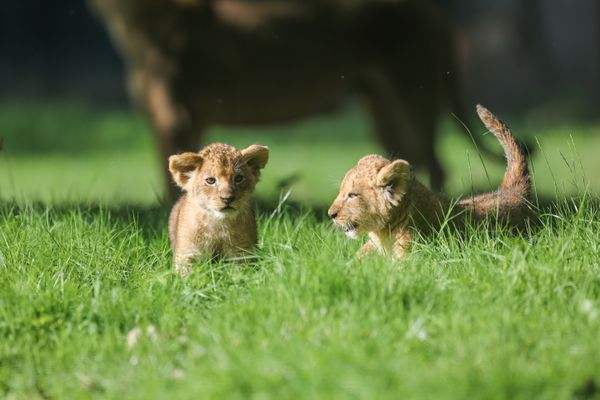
[172,237,207,277]
[392,229,413,258]
[358,228,413,259]
[355,240,376,259]
[173,241,254,277]
[174,259,193,278]
[354,233,413,260]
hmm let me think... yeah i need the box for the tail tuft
[476,104,529,195]
[476,104,496,129]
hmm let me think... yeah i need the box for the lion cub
[168,143,269,276]
[328,105,534,258]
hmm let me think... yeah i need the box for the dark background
[1,0,599,116]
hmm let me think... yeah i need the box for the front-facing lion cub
[328,105,535,258]
[168,143,268,276]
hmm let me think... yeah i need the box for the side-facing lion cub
[168,143,269,276]
[328,105,534,258]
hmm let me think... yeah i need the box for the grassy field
[1,102,599,399]
[1,102,599,206]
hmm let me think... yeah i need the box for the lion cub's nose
[328,210,338,220]
[220,195,235,204]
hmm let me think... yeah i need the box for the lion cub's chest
[172,199,256,264]
[194,217,249,257]
[368,231,394,256]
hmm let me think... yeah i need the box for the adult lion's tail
[458,106,531,223]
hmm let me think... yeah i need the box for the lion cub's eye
[234,174,244,183]
[205,177,216,185]
[347,193,358,199]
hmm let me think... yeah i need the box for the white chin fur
[345,229,358,240]
[211,210,227,220]
[199,204,234,220]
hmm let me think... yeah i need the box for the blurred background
[1,0,598,207]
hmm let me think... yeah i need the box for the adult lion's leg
[160,122,204,202]
[406,101,445,191]
[360,70,419,161]
[137,74,202,202]
[363,65,446,191]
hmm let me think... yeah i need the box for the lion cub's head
[328,155,412,238]
[169,143,269,218]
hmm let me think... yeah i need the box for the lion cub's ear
[169,152,203,188]
[241,145,269,171]
[376,159,411,188]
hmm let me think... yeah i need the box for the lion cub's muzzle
[328,205,359,239]
[219,194,236,211]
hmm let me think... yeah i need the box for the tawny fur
[328,105,535,258]
[168,143,268,276]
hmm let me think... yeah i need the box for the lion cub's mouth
[210,205,238,219]
[340,222,358,239]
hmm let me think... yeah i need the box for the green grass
[1,102,599,399]
[2,102,600,206]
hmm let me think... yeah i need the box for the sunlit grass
[1,200,599,398]
[1,102,599,206]
[0,102,599,398]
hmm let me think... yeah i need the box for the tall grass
[0,103,599,398]
[0,200,599,398]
